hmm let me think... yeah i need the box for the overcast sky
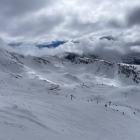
[0,0,140,59]
[0,0,140,43]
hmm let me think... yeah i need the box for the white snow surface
[0,47,140,140]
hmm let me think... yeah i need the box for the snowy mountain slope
[0,47,140,140]
[45,56,140,85]
[122,53,140,64]
[0,48,25,73]
[0,47,59,90]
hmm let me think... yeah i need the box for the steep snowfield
[0,47,140,140]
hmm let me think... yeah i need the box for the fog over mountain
[1,34,140,64]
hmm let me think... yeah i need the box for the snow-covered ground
[0,47,140,140]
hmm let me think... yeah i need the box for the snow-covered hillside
[0,47,140,140]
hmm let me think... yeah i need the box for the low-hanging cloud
[0,33,140,63]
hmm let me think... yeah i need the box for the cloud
[59,37,127,61]
[0,0,139,43]
[0,0,140,59]
[1,32,140,63]
[8,14,65,38]
[0,37,7,48]
[126,6,140,27]
[130,46,140,53]
[0,0,52,17]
